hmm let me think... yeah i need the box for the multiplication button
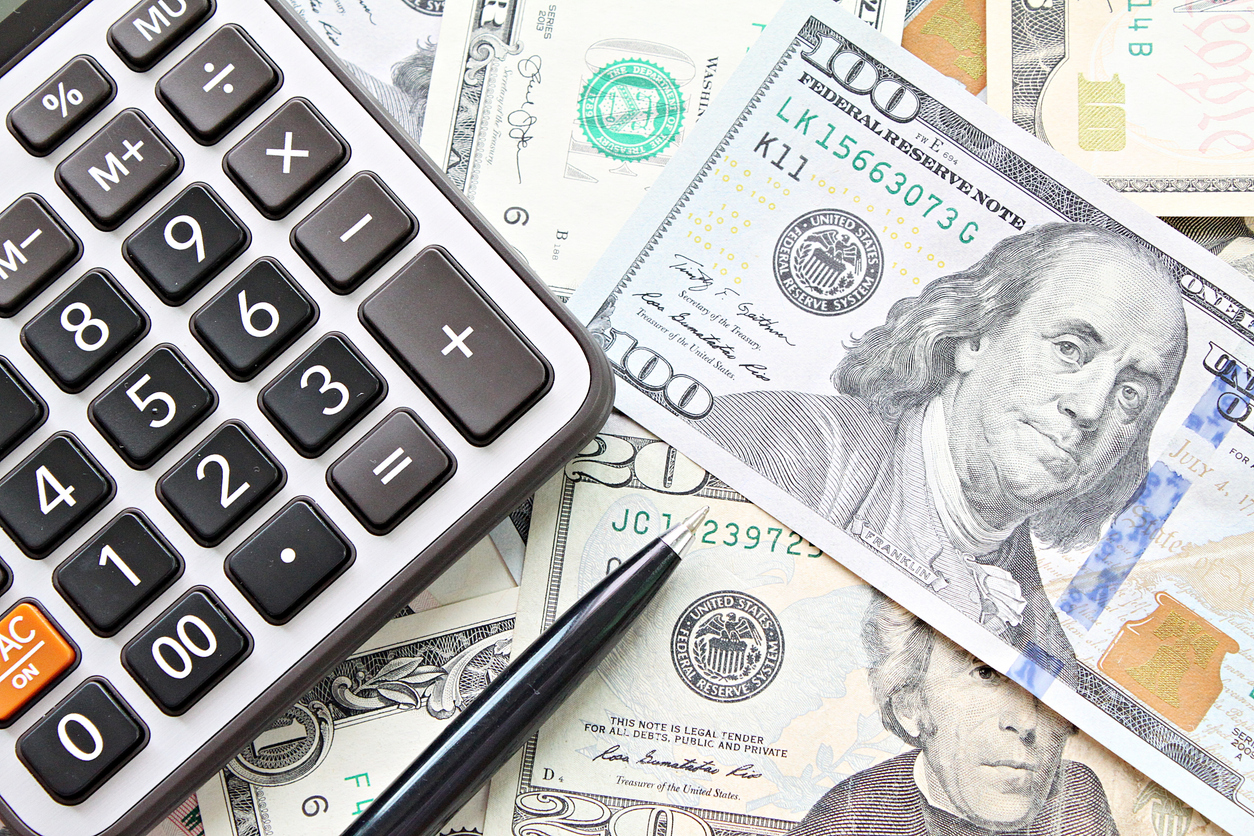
[328,409,454,535]
[8,55,115,156]
[0,195,82,317]
[17,679,147,804]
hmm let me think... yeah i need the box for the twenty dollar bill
[567,0,1254,830]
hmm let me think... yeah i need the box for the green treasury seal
[579,59,684,162]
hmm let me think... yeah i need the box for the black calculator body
[0,2,613,834]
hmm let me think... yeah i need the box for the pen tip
[683,506,710,534]
[661,507,710,558]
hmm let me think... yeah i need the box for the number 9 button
[90,345,217,469]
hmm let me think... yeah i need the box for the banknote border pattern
[591,14,1249,806]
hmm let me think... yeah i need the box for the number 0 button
[158,422,285,546]
[122,588,251,715]
[0,434,115,559]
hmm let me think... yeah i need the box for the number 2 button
[157,422,284,546]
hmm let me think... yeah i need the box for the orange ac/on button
[0,601,77,725]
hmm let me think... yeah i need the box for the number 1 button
[157,422,284,546]
[0,434,115,558]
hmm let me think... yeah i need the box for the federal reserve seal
[773,209,883,315]
[578,59,684,162]
[671,591,783,702]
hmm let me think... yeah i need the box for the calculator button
[157,25,281,146]
[157,422,285,546]
[0,358,47,461]
[7,56,116,157]
[0,559,8,597]
[90,345,217,470]
[328,409,454,535]
[21,270,150,393]
[108,0,214,72]
[122,588,251,715]
[191,258,317,380]
[124,183,250,306]
[56,109,183,231]
[292,172,416,294]
[0,434,115,559]
[0,601,78,726]
[0,195,82,317]
[226,499,353,624]
[224,98,349,219]
[361,247,551,445]
[54,511,183,636]
[17,678,147,804]
[260,334,386,457]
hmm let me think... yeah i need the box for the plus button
[265,132,310,174]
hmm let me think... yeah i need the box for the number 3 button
[157,422,284,546]
[90,345,217,469]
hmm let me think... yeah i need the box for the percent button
[8,56,116,157]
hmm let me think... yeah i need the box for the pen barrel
[343,537,683,836]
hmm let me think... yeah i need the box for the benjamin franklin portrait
[696,223,1189,669]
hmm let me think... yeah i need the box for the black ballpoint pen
[342,505,711,836]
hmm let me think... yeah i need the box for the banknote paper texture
[420,0,905,295]
[566,1,1254,830]
[484,418,1227,836]
[986,0,1254,217]
[198,588,516,836]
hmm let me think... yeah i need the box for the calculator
[0,2,613,834]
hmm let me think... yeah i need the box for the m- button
[0,601,78,727]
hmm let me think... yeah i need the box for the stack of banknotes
[60,0,1252,834]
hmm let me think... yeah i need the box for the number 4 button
[0,434,115,558]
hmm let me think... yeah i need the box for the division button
[122,588,251,715]
[8,55,116,156]
[54,511,183,636]
[56,109,183,231]
[0,195,82,317]
[18,678,147,804]
[292,172,416,293]
[0,358,47,462]
[360,247,551,445]
[226,499,353,624]
[157,421,284,546]
[124,183,250,306]
[0,601,78,727]
[108,0,213,72]
[328,408,454,535]
[224,98,348,219]
[0,434,115,559]
[157,25,281,145]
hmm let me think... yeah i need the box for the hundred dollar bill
[484,417,1228,836]
[281,0,443,141]
[986,0,1254,217]
[198,588,517,836]
[565,0,1254,830]
[902,0,985,97]
[1166,217,1254,282]
[419,0,905,295]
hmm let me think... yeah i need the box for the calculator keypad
[0,601,78,726]
[157,422,285,547]
[0,434,115,559]
[55,109,183,231]
[226,499,352,624]
[157,25,281,146]
[121,588,251,715]
[108,0,214,72]
[0,358,47,461]
[21,269,150,393]
[7,56,116,157]
[124,183,250,306]
[224,98,349,219]
[0,195,82,317]
[191,257,317,380]
[90,345,218,470]
[17,679,146,804]
[260,333,386,457]
[54,511,183,637]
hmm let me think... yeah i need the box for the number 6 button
[122,588,251,714]
[157,422,284,546]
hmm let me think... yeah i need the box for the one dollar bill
[986,0,1254,217]
[565,0,1254,830]
[485,417,1228,836]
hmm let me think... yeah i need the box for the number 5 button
[157,422,284,546]
[90,345,217,469]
